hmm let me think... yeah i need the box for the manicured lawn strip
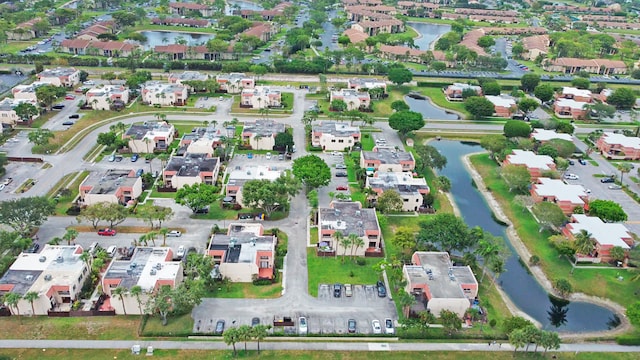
[51,171,90,215]
[230,93,294,114]
[419,87,470,119]
[149,188,178,199]
[307,248,381,297]
[310,226,318,245]
[360,132,375,151]
[0,316,139,340]
[142,313,194,336]
[470,153,638,308]
[206,280,283,299]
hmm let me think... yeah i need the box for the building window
[403,198,408,202]
[260,261,269,268]
[338,139,344,143]
[331,139,336,143]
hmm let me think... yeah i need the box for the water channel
[408,22,451,51]
[405,95,459,120]
[432,140,619,333]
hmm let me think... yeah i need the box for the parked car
[251,317,260,327]
[333,283,342,297]
[608,184,622,190]
[65,94,76,100]
[344,284,353,297]
[27,243,40,253]
[579,159,588,165]
[106,245,117,257]
[331,151,343,156]
[564,173,579,180]
[247,153,253,159]
[372,320,382,334]
[176,245,186,258]
[336,185,348,191]
[108,154,116,162]
[376,280,387,298]
[167,230,182,237]
[384,318,394,334]
[135,169,144,177]
[68,114,80,119]
[83,80,95,85]
[278,154,284,161]
[335,171,347,177]
[299,316,307,335]
[52,104,65,110]
[115,155,123,162]
[266,152,272,160]
[195,206,210,214]
[62,121,74,126]
[131,153,139,162]
[568,159,575,165]
[347,319,356,333]
[97,228,117,236]
[335,164,347,169]
[600,177,615,183]
[215,320,225,334]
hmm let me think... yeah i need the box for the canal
[405,95,459,120]
[432,140,619,333]
[408,22,451,51]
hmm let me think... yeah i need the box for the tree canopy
[414,143,447,173]
[504,120,531,138]
[242,171,301,217]
[387,67,413,86]
[292,155,331,190]
[501,164,531,194]
[520,74,541,92]
[588,199,627,222]
[0,197,54,235]
[417,213,472,253]
[533,84,555,102]
[175,183,218,213]
[376,189,404,214]
[464,96,495,119]
[531,202,566,231]
[607,88,637,109]
[388,111,425,136]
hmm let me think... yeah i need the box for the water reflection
[405,95,459,120]
[547,296,569,328]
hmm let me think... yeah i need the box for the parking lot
[316,152,351,208]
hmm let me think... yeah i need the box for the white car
[372,319,382,334]
[176,245,186,258]
[266,152,272,160]
[83,80,95,85]
[167,230,182,237]
[564,173,579,180]
[299,316,307,335]
[384,318,394,334]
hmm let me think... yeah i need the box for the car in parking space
[215,320,225,334]
[376,280,387,298]
[62,121,74,126]
[331,151,343,156]
[106,245,117,257]
[69,114,80,119]
[372,320,382,334]
[299,317,307,335]
[336,185,348,191]
[108,154,116,162]
[131,153,139,162]
[52,104,65,110]
[335,171,347,177]
[98,228,117,236]
[579,159,587,165]
[83,80,95,86]
[65,94,76,100]
[568,159,575,165]
[195,206,210,214]
[266,152,272,160]
[335,164,346,169]
[247,153,253,159]
[251,317,260,327]
[600,177,615,183]
[135,169,144,177]
[115,155,123,162]
[608,184,622,190]
[384,318,394,334]
[167,230,182,237]
[278,154,284,160]
[333,283,342,297]
[344,284,353,297]
[176,245,186,258]
[564,173,579,180]
[347,319,357,333]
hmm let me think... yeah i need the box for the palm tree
[333,231,343,259]
[79,250,92,268]
[250,324,270,354]
[3,292,22,316]
[348,233,363,260]
[129,285,144,315]
[574,230,594,258]
[339,236,352,263]
[111,286,127,315]
[23,291,39,315]
[48,237,62,245]
[63,228,79,245]
[616,162,633,184]
[159,227,169,247]
[145,231,158,247]
[253,134,263,150]
[237,324,252,353]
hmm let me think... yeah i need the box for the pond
[432,140,619,333]
[226,0,263,15]
[140,31,215,50]
[408,22,451,51]
[405,95,459,120]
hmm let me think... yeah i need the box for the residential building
[378,44,431,63]
[402,251,478,318]
[558,87,593,103]
[11,84,39,102]
[554,98,589,120]
[312,121,361,151]
[169,2,215,17]
[0,98,30,126]
[317,201,382,257]
[352,18,404,36]
[7,18,44,40]
[543,58,628,75]
[102,247,183,315]
[153,44,223,61]
[342,28,369,43]
[504,150,556,179]
[530,177,589,215]
[226,166,283,206]
[241,120,285,150]
[216,73,255,94]
[361,148,416,173]
[241,22,277,42]
[0,245,88,315]
[596,132,640,160]
[347,78,387,93]
[240,86,281,109]
[521,34,549,60]
[563,214,633,263]
[485,95,517,118]
[444,83,482,101]
[179,127,228,157]
[141,81,188,107]
[76,21,116,41]
[124,121,175,154]
[85,85,130,111]
[459,29,487,56]
[163,153,220,189]
[531,129,573,143]
[79,169,143,206]
[207,223,276,282]
[37,67,80,87]
[168,71,209,90]
[329,89,371,110]
[61,39,140,57]
[366,172,430,211]
[396,1,441,17]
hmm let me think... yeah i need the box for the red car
[336,185,348,191]
[97,228,117,236]
[65,94,76,100]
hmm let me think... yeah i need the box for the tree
[587,102,616,121]
[538,144,558,158]
[504,120,531,138]
[223,326,240,357]
[539,330,561,355]
[501,164,531,194]
[509,328,528,353]
[573,229,594,257]
[249,64,268,81]
[146,283,202,326]
[414,144,447,173]
[63,228,78,245]
[3,292,22,316]
[480,134,509,159]
[435,176,451,192]
[626,301,640,326]
[28,129,54,146]
[588,199,627,222]
[518,98,539,114]
[531,202,566,231]
[606,88,636,109]
[377,189,403,214]
[274,132,294,150]
[0,197,54,235]
[129,285,145,315]
[521,73,541,92]
[175,183,218,213]
[555,121,575,134]
[292,155,331,191]
[545,139,576,158]
[440,309,462,336]
[417,213,471,253]
[250,324,270,354]
[330,99,347,112]
[616,162,634,184]
[387,67,413,86]
[480,81,501,96]
[112,11,138,27]
[242,171,301,218]
[391,100,410,112]
[610,246,626,262]
[97,132,118,147]
[388,111,425,136]
[571,77,591,90]
[464,96,495,119]
[554,278,573,298]
[237,324,253,353]
[392,227,416,255]
[14,103,39,122]
[477,35,495,49]
[103,203,129,228]
[502,316,534,335]
[23,291,39,315]
[111,286,127,315]
[35,85,66,109]
[534,84,555,102]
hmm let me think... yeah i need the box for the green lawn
[470,153,639,308]
[419,87,471,119]
[141,313,194,336]
[205,280,283,299]
[49,171,90,216]
[360,132,375,151]
[0,316,139,340]
[306,248,381,297]
[310,226,318,245]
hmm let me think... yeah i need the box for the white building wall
[83,193,119,206]
[219,263,257,282]
[171,175,202,190]
[249,135,275,151]
[427,298,469,318]
[318,134,356,151]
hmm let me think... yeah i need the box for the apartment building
[312,121,361,151]
[124,121,175,154]
[366,172,430,211]
[37,67,80,87]
[79,169,142,206]
[85,85,130,111]
[226,166,283,207]
[141,81,188,107]
[240,86,281,109]
[530,177,589,215]
[241,120,285,150]
[330,89,371,110]
[317,201,382,257]
[361,149,415,173]
[596,132,640,160]
[163,153,220,189]
[503,150,556,179]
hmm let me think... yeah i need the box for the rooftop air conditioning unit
[39,256,46,263]
[150,269,157,275]
[44,274,52,281]
[56,256,64,263]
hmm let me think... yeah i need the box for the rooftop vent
[44,274,52,281]
[355,210,361,216]
[150,269,157,275]
[56,256,64,263]
[155,263,162,270]
[25,275,34,281]
[39,256,46,263]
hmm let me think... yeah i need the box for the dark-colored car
[600,177,615,183]
[62,121,74,126]
[52,104,65,110]
[348,319,356,333]
[333,283,342,297]
[27,243,40,253]
[335,171,347,177]
[98,228,117,236]
[131,153,139,162]
[579,159,587,165]
[377,280,387,298]
[251,317,260,327]
[195,206,210,214]
[135,169,144,177]
[568,160,575,165]
[215,320,225,334]
[68,114,79,119]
